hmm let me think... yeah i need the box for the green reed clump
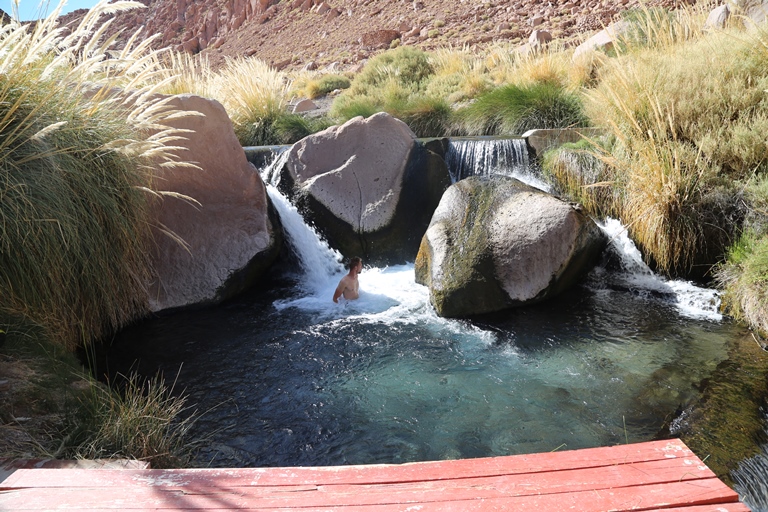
[67,373,195,468]
[454,82,589,136]
[0,1,188,349]
[303,74,351,99]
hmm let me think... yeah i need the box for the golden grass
[578,16,768,274]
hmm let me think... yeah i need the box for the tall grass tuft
[0,0,189,349]
[581,21,768,274]
[210,57,293,145]
[295,73,351,99]
[543,141,615,216]
[454,82,589,136]
[68,373,195,468]
[153,51,214,98]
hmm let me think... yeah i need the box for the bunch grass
[575,16,768,274]
[454,82,589,136]
[210,57,291,145]
[0,0,189,350]
[68,372,196,468]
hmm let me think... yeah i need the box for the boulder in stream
[147,94,282,313]
[415,175,606,317]
[276,112,451,265]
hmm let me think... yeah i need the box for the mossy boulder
[415,175,606,317]
[277,112,451,265]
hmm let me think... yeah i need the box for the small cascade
[265,184,343,293]
[259,147,291,188]
[593,218,721,321]
[733,412,768,512]
[445,137,550,191]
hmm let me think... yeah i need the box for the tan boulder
[705,5,731,29]
[572,20,630,60]
[277,113,451,264]
[293,98,319,113]
[529,29,553,47]
[147,94,280,312]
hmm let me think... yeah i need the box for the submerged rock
[277,112,451,265]
[415,175,606,317]
[147,94,281,313]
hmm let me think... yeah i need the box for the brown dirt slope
[57,0,684,72]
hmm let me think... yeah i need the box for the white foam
[598,218,722,322]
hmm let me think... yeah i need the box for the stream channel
[98,138,766,508]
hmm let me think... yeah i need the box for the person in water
[333,257,362,303]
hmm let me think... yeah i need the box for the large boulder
[147,94,281,312]
[415,176,606,317]
[277,112,451,265]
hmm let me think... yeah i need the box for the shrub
[303,74,351,99]
[454,82,589,136]
[344,46,434,97]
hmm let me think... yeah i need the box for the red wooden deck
[0,439,749,511]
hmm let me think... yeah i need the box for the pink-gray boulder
[147,94,281,312]
[277,112,450,264]
[415,176,606,317]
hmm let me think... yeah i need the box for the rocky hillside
[58,0,682,71]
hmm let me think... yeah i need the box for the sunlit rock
[415,175,606,317]
[147,94,281,313]
[278,112,451,265]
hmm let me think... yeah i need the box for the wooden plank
[0,456,715,504]
[0,478,739,511]
[0,439,696,489]
[643,505,752,512]
[2,452,714,492]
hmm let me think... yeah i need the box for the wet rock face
[415,175,606,318]
[278,112,451,265]
[147,94,281,313]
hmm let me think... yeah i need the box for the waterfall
[593,218,722,321]
[266,184,343,294]
[445,137,551,192]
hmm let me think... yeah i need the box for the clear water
[101,185,738,469]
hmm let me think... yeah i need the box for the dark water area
[96,256,740,469]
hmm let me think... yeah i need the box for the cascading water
[594,219,721,322]
[267,185,343,295]
[733,412,768,512]
[445,137,551,191]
